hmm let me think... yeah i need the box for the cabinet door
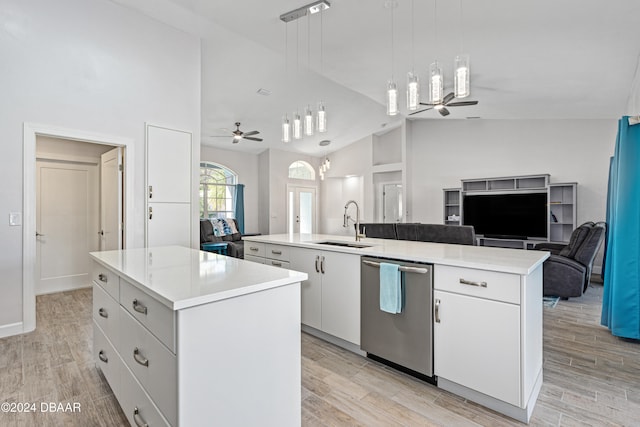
[434,290,521,406]
[147,202,191,247]
[289,247,321,330]
[320,251,361,345]
[146,125,191,203]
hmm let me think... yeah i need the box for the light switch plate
[9,212,22,226]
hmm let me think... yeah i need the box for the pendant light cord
[411,0,415,72]
[390,2,395,79]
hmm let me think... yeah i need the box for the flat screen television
[462,192,548,240]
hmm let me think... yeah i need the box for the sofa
[357,223,476,245]
[200,218,248,258]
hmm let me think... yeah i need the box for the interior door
[36,160,98,295]
[288,186,316,235]
[100,147,123,250]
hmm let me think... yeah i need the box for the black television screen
[462,192,548,239]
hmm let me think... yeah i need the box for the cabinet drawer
[93,284,120,348]
[266,259,290,269]
[92,261,119,300]
[245,242,265,257]
[93,321,122,399]
[434,265,521,304]
[244,254,266,264]
[265,244,290,262]
[120,363,171,427]
[119,308,177,426]
[120,278,176,352]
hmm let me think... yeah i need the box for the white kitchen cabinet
[433,264,543,423]
[289,247,361,345]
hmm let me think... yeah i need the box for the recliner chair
[535,221,606,298]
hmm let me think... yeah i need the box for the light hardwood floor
[1,282,639,426]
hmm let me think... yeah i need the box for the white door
[100,147,123,251]
[146,125,192,247]
[287,186,316,235]
[36,160,98,295]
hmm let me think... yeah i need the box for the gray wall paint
[0,0,200,331]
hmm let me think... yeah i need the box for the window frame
[200,162,238,220]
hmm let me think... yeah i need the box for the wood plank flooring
[1,282,639,426]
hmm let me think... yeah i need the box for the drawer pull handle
[459,278,488,288]
[98,350,108,363]
[315,256,320,273]
[271,250,282,255]
[320,256,325,274]
[98,273,108,283]
[250,246,259,251]
[271,261,282,267]
[98,308,108,318]
[133,407,149,427]
[133,348,149,367]
[434,299,441,323]
[132,299,148,315]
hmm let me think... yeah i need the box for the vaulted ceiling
[115,0,640,155]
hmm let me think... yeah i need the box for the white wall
[0,0,200,332]
[200,145,260,233]
[408,119,617,227]
[319,135,374,235]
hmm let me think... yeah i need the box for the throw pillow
[210,219,227,237]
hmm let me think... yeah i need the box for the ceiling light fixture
[406,0,420,111]
[454,0,470,98]
[280,0,330,22]
[385,0,398,116]
[280,1,330,142]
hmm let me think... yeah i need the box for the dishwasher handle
[362,260,429,274]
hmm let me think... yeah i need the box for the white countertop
[244,234,549,275]
[90,246,307,310]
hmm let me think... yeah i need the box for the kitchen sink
[312,240,373,249]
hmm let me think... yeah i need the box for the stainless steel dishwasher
[361,256,435,382]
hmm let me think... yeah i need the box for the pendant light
[406,0,420,111]
[304,105,314,136]
[317,101,327,132]
[454,0,470,98]
[386,1,398,116]
[429,0,444,104]
[282,114,291,143]
[293,111,302,140]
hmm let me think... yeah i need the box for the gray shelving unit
[443,188,461,225]
[548,183,577,243]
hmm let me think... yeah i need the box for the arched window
[288,160,315,180]
[200,162,237,219]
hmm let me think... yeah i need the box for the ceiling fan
[211,122,263,144]
[409,92,478,117]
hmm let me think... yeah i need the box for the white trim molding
[22,123,135,334]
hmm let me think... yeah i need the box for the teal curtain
[233,184,245,234]
[601,117,640,339]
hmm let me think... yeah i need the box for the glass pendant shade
[386,80,399,116]
[293,112,302,140]
[429,62,444,104]
[407,72,420,111]
[317,102,327,133]
[304,105,314,136]
[319,166,324,180]
[325,157,331,170]
[454,54,470,98]
[282,115,291,143]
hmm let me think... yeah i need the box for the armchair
[536,222,606,298]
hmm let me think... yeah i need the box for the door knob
[36,232,45,237]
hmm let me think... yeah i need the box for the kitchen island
[244,233,549,423]
[90,246,307,427]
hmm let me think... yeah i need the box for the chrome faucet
[343,200,366,241]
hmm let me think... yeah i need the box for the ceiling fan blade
[409,107,434,116]
[439,107,450,117]
[243,137,263,142]
[447,100,479,106]
[242,131,259,137]
[418,102,438,106]
[210,135,232,138]
[443,92,455,104]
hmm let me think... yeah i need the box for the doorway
[287,185,317,235]
[23,123,133,333]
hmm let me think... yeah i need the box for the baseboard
[301,325,366,356]
[0,322,24,339]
